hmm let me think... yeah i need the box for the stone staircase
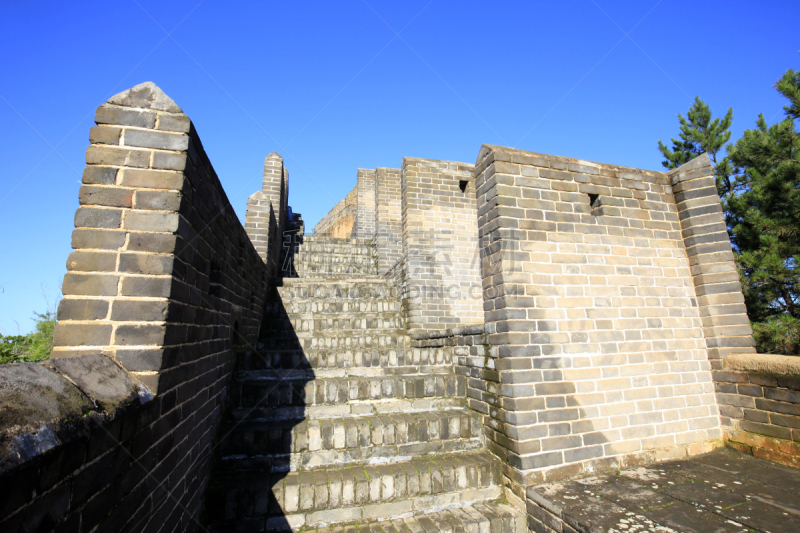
[207,237,524,532]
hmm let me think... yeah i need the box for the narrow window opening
[459,180,468,193]
[588,193,599,209]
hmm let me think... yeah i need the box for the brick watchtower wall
[0,82,269,532]
[472,145,721,503]
[401,157,483,332]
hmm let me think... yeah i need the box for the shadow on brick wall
[204,286,313,531]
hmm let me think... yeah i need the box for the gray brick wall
[401,157,483,332]
[245,152,288,278]
[473,144,721,491]
[354,168,376,239]
[12,81,271,532]
[375,167,402,276]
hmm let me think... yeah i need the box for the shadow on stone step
[204,285,314,532]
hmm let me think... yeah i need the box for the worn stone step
[276,280,397,301]
[237,348,450,374]
[262,316,406,334]
[272,299,402,316]
[219,410,483,469]
[208,451,503,531]
[228,373,467,419]
[295,265,378,278]
[209,498,523,533]
[259,332,411,351]
[296,242,376,255]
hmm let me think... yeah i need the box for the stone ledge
[725,352,800,376]
[0,354,151,474]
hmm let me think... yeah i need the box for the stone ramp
[526,447,800,533]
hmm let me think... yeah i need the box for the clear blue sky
[0,0,797,334]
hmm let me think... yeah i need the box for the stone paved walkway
[527,447,800,533]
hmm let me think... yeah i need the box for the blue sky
[0,0,797,334]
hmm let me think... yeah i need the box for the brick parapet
[715,353,800,467]
[473,144,721,487]
[667,154,756,368]
[354,168,376,239]
[5,82,267,532]
[245,152,288,278]
[401,157,483,331]
[375,167,402,275]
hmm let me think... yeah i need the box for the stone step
[259,332,411,350]
[296,242,377,255]
[228,373,467,419]
[207,451,503,531]
[295,264,378,278]
[237,348,450,374]
[262,316,406,334]
[276,280,397,301]
[297,500,525,533]
[271,299,402,316]
[219,410,483,469]
[209,499,524,533]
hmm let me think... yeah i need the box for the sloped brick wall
[1,82,269,532]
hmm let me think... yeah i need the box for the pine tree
[726,68,800,353]
[658,97,735,202]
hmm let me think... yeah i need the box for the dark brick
[82,166,118,185]
[127,233,179,253]
[66,251,116,272]
[123,129,188,151]
[152,151,187,171]
[111,300,169,322]
[75,207,122,229]
[115,324,165,345]
[89,125,121,145]
[86,145,149,168]
[120,169,184,190]
[134,189,183,211]
[123,211,180,232]
[79,185,133,208]
[53,323,112,346]
[156,114,191,133]
[57,298,109,320]
[71,229,126,250]
[62,273,119,296]
[118,253,174,275]
[95,105,156,128]
[120,276,171,297]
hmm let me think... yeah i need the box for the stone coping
[410,324,486,341]
[0,353,150,474]
[725,352,800,376]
